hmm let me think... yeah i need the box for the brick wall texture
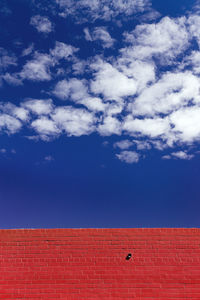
[0,228,200,299]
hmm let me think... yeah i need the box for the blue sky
[0,0,200,228]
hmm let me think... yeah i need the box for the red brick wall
[0,228,200,299]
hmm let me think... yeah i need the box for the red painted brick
[0,228,200,299]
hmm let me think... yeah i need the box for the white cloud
[52,106,96,136]
[188,15,200,47]
[98,116,121,136]
[105,102,124,116]
[162,151,194,160]
[3,8,200,164]
[151,140,167,151]
[0,103,29,121]
[50,41,78,60]
[182,51,200,75]
[130,71,200,117]
[31,117,60,138]
[81,97,106,112]
[19,42,78,83]
[53,78,105,111]
[133,140,151,150]
[171,151,194,160]
[72,59,87,75]
[30,15,53,33]
[116,59,156,93]
[0,69,106,142]
[53,80,70,100]
[90,60,137,101]
[20,53,53,81]
[123,116,170,138]
[22,99,54,115]
[170,106,200,143]
[0,114,22,134]
[114,139,133,150]
[122,16,189,64]
[116,150,140,163]
[3,73,23,86]
[56,0,151,21]
[53,78,88,101]
[84,27,115,48]
[13,108,29,121]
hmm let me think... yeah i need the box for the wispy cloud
[162,151,194,160]
[114,140,133,150]
[44,155,54,161]
[56,0,152,21]
[84,27,115,48]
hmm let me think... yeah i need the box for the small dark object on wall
[126,253,132,260]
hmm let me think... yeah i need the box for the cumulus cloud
[116,151,140,163]
[116,59,156,93]
[123,16,189,64]
[20,53,53,81]
[81,97,106,112]
[90,60,137,101]
[98,116,121,136]
[0,100,97,139]
[30,15,53,33]
[129,71,200,117]
[19,99,97,139]
[53,78,106,112]
[170,106,200,143]
[0,114,22,134]
[0,103,29,121]
[123,116,170,139]
[22,99,54,115]
[52,106,96,136]
[31,117,60,139]
[53,78,88,101]
[2,4,200,164]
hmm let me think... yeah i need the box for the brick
[0,228,200,299]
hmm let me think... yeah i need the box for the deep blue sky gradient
[0,133,200,228]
